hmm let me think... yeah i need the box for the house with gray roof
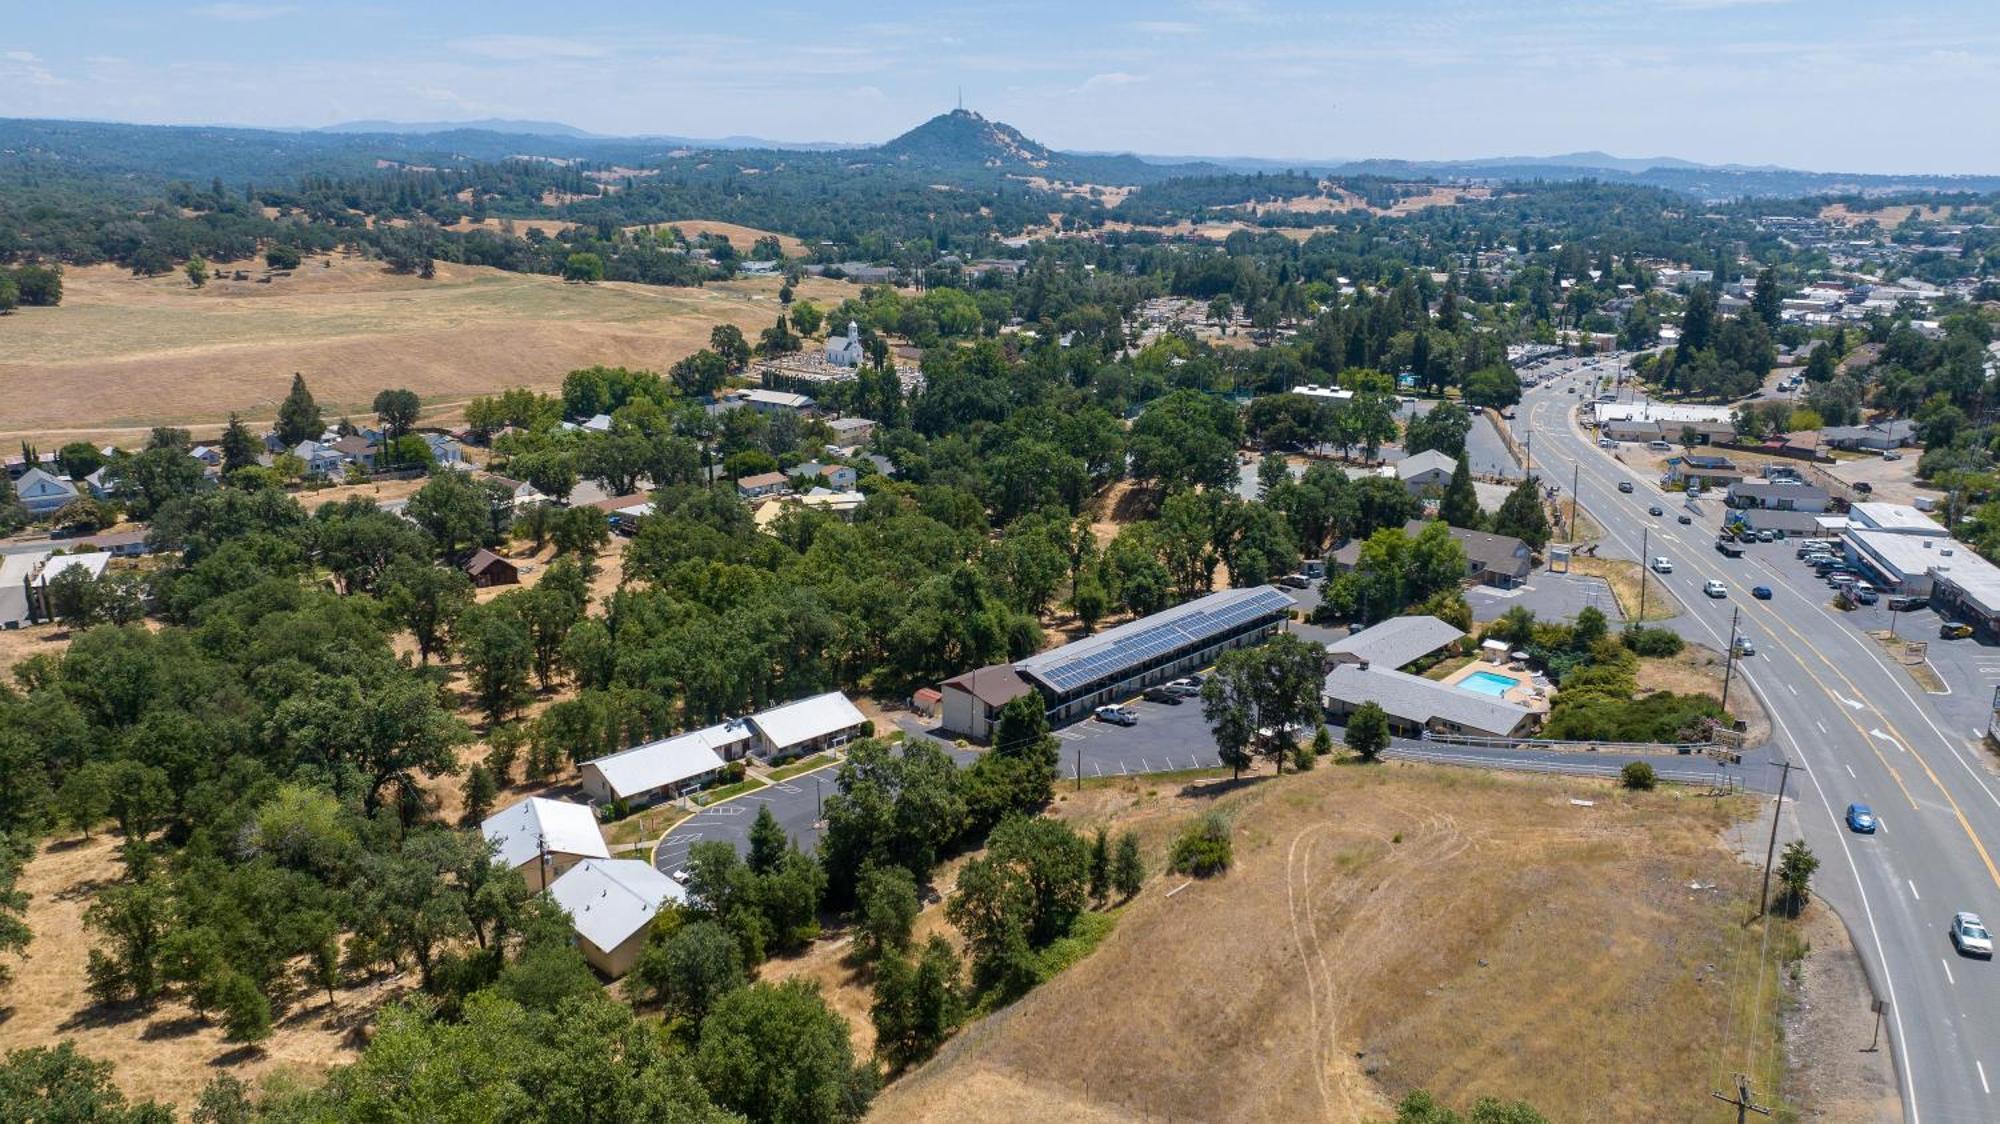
[548,859,689,978]
[14,468,78,515]
[1822,419,1916,451]
[1396,450,1457,495]
[1319,615,1535,739]
[1325,614,1464,671]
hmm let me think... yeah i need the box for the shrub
[723,760,747,784]
[1622,626,1684,658]
[1170,813,1233,877]
[1621,761,1657,791]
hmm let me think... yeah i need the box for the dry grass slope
[872,763,1794,1123]
[0,256,846,443]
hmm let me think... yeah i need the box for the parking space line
[1909,879,1921,901]
[1980,1061,1990,1095]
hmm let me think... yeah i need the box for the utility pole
[1720,606,1741,712]
[1759,759,1795,917]
[1075,748,1083,792]
[1638,526,1650,620]
[1712,1073,1772,1123]
[815,777,823,820]
[1570,461,1581,536]
[1524,431,1533,478]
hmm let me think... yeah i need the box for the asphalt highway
[1526,358,1997,1123]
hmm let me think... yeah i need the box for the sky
[4,0,1998,173]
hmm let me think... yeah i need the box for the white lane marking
[1943,958,1956,986]
[1787,682,1798,696]
[1816,720,1827,733]
[1980,1061,1991,1095]
[1846,764,1856,778]
[1909,879,1921,901]
[1978,729,1989,740]
[1839,695,1866,710]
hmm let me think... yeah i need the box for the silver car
[1952,912,1994,958]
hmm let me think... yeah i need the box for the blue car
[1846,803,1878,834]
[1752,586,1772,600]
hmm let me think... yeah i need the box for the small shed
[464,549,520,588]
[1479,638,1511,664]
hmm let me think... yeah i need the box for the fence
[1419,731,1722,757]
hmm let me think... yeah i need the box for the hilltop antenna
[957,86,963,111]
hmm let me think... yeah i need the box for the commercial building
[1841,529,1960,596]
[578,721,747,807]
[1848,503,1946,537]
[481,797,610,892]
[1594,401,1735,444]
[1933,551,2000,637]
[940,586,1297,734]
[743,389,816,414]
[547,859,688,978]
[1726,481,1831,513]
[1319,616,1537,739]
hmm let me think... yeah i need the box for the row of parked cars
[1093,673,1209,725]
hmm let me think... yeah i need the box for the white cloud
[0,49,61,87]
[1075,71,1144,94]
[191,3,297,21]
[449,35,608,61]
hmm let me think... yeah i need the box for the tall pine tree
[276,373,323,445]
[1438,457,1483,530]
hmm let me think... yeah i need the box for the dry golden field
[0,255,847,445]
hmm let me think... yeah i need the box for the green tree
[1490,478,1551,550]
[381,557,475,665]
[1311,723,1334,757]
[456,602,535,722]
[870,935,965,1071]
[406,470,491,557]
[790,300,825,337]
[1393,1088,1550,1123]
[628,918,746,1024]
[748,804,788,876]
[55,765,111,840]
[1777,839,1819,915]
[184,255,208,288]
[855,864,920,961]
[1199,634,1325,777]
[1112,831,1144,900]
[1087,827,1111,906]
[1461,365,1522,410]
[0,1042,171,1122]
[948,815,1088,975]
[1621,761,1657,791]
[218,413,259,473]
[696,980,876,1124]
[218,972,272,1044]
[265,245,303,270]
[276,372,323,446]
[710,323,751,373]
[462,763,499,827]
[372,387,422,443]
[563,252,605,283]
[1438,456,1483,530]
[1404,401,1473,459]
[1344,701,1391,762]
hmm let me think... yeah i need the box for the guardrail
[1419,731,1722,756]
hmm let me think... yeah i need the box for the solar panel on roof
[1018,587,1294,695]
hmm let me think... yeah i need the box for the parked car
[1752,585,1773,600]
[1941,621,1975,639]
[1651,557,1674,574]
[1277,573,1312,589]
[1888,595,1927,612]
[1598,437,1617,448]
[1853,585,1880,605]
[1165,678,1202,696]
[1882,451,1902,461]
[1677,514,1693,525]
[1093,705,1138,726]
[1648,505,1663,516]
[1756,529,1777,543]
[1845,803,1877,833]
[1704,580,1728,598]
[1828,573,1859,588]
[1854,481,1874,494]
[1952,911,1994,958]
[1618,481,1635,493]
[1142,686,1183,705]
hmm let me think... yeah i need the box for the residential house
[14,468,78,515]
[0,551,49,628]
[743,389,816,415]
[792,461,858,491]
[547,859,689,978]
[482,475,546,511]
[1821,419,1917,451]
[1330,521,1534,589]
[291,440,348,478]
[1726,481,1831,513]
[747,691,867,761]
[825,321,865,367]
[188,445,222,468]
[423,433,466,467]
[480,796,609,892]
[736,472,790,500]
[1396,451,1456,496]
[940,664,1036,741]
[83,467,116,500]
[330,435,379,471]
[827,416,876,444]
[1669,454,1748,490]
[70,530,151,558]
[578,721,746,807]
[463,549,520,588]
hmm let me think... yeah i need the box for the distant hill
[868,109,1219,184]
[319,118,602,139]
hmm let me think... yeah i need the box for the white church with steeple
[825,320,863,367]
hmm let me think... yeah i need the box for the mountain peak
[877,108,1054,169]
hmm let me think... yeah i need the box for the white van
[1647,440,1673,452]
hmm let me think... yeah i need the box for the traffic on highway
[1524,352,1999,1123]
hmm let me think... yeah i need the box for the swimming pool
[1459,671,1518,698]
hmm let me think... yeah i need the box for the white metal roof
[548,859,687,953]
[751,691,866,750]
[1397,450,1457,480]
[39,552,111,583]
[1594,401,1734,425]
[1844,529,1955,582]
[1321,663,1532,737]
[582,722,745,800]
[480,797,608,869]
[745,389,815,409]
[1847,502,1945,536]
[1326,614,1464,671]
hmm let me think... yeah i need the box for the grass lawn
[693,776,769,807]
[768,753,837,782]
[602,803,692,849]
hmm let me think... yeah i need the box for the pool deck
[1438,659,1553,714]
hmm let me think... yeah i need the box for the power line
[1711,1073,1771,1122]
